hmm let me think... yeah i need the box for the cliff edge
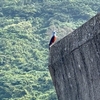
[49,13,100,100]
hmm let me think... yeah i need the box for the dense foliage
[0,0,99,100]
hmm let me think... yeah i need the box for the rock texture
[49,13,100,100]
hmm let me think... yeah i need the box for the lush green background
[0,0,99,100]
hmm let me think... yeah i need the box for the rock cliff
[49,13,100,100]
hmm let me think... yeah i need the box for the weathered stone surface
[49,13,100,100]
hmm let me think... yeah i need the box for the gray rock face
[49,13,100,100]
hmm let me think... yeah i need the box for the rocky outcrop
[49,13,100,100]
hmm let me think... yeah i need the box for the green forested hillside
[0,0,99,100]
